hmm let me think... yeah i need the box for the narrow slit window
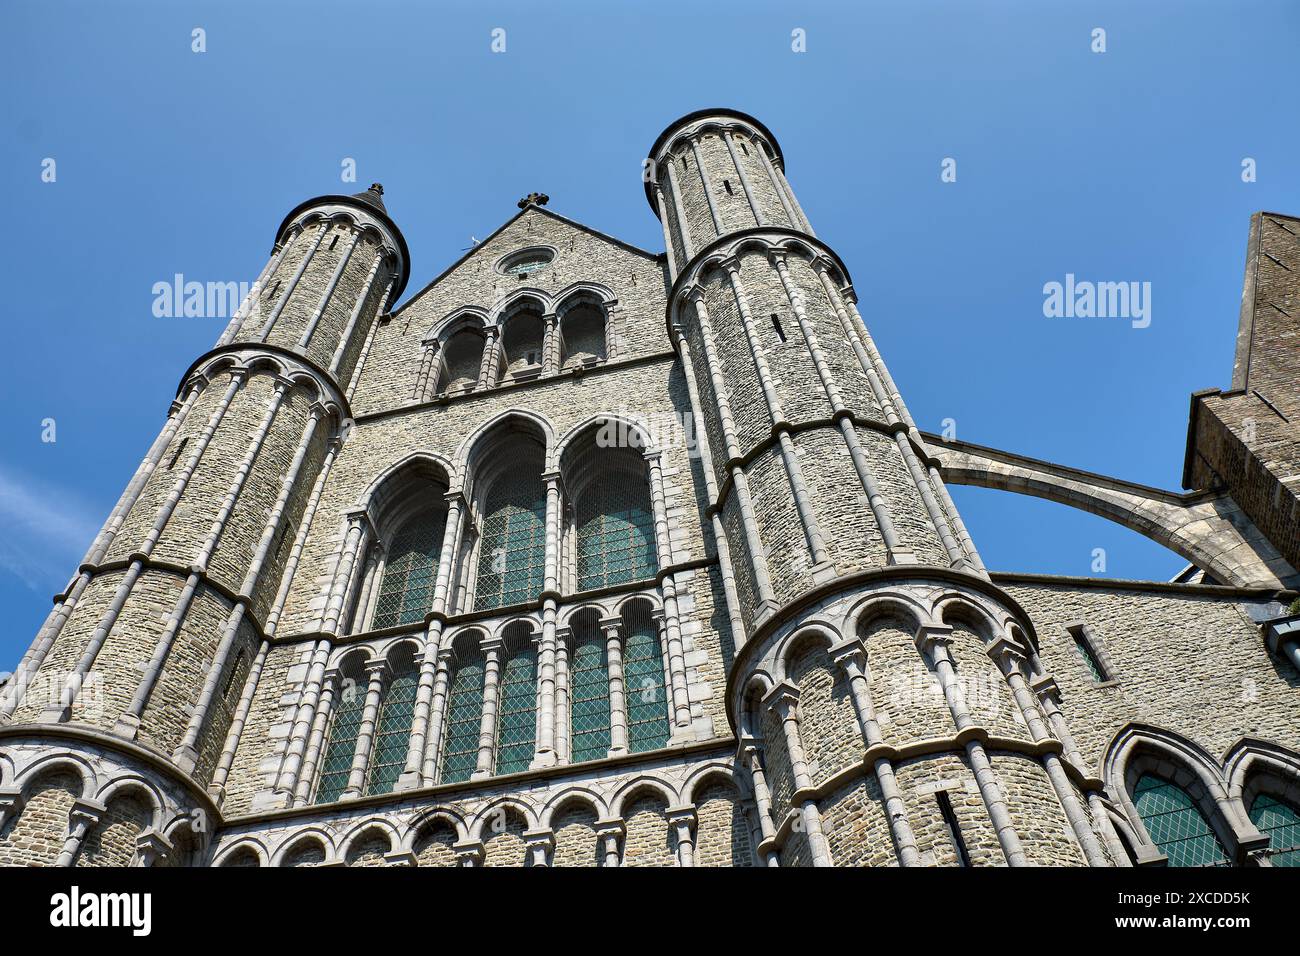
[936,790,970,867]
[222,649,246,700]
[329,234,339,251]
[723,179,734,196]
[1068,625,1109,682]
[167,437,189,471]
[770,314,787,342]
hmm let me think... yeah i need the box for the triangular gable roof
[391,205,664,317]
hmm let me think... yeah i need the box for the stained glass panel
[440,652,485,784]
[569,627,611,763]
[372,509,445,630]
[315,673,366,804]
[623,609,669,753]
[495,639,538,775]
[576,477,656,591]
[365,658,419,796]
[1133,773,1229,867]
[474,473,545,611]
[1250,793,1300,867]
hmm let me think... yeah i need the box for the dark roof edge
[275,192,411,302]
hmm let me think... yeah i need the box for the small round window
[499,248,554,278]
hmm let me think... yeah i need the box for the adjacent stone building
[2,109,1298,867]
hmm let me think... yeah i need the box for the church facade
[1,109,1298,867]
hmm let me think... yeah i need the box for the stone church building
[1,109,1298,867]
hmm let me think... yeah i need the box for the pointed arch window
[316,659,366,804]
[1133,773,1229,867]
[495,630,538,775]
[475,472,546,610]
[365,647,419,796]
[1249,793,1300,866]
[372,508,446,630]
[623,604,669,753]
[572,447,657,592]
[440,644,485,784]
[569,620,611,763]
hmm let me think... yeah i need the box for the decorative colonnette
[0,735,212,867]
[728,573,1124,867]
[0,347,353,786]
[409,280,621,402]
[238,409,709,812]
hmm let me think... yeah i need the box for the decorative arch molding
[13,752,96,800]
[555,413,661,465]
[666,228,855,343]
[554,281,617,316]
[924,432,1298,590]
[404,807,469,850]
[1223,740,1300,862]
[426,306,490,343]
[94,774,167,833]
[680,761,752,806]
[453,407,557,483]
[338,817,401,861]
[489,287,552,325]
[354,450,455,515]
[177,343,353,426]
[212,838,269,867]
[538,787,609,830]
[608,775,679,819]
[468,796,539,841]
[271,827,337,867]
[1100,723,1270,865]
[771,621,841,681]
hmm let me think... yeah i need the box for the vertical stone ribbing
[257,223,327,340]
[43,373,246,722]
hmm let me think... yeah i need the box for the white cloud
[0,466,101,592]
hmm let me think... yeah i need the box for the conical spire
[351,182,387,214]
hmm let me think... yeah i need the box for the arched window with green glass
[365,645,419,796]
[440,636,486,784]
[1248,790,1300,866]
[621,601,670,753]
[568,613,611,763]
[1132,772,1229,867]
[495,625,538,775]
[316,656,367,804]
[567,443,657,593]
[371,507,446,630]
[474,470,546,611]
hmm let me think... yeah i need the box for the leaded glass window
[316,667,366,804]
[1249,793,1300,867]
[440,649,485,784]
[1133,773,1229,867]
[1069,627,1107,683]
[623,607,669,753]
[372,509,446,630]
[575,477,656,591]
[365,653,419,796]
[569,625,611,763]
[474,473,545,610]
[494,636,538,775]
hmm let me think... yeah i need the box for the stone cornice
[174,342,353,425]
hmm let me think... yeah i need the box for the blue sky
[2,0,1297,670]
